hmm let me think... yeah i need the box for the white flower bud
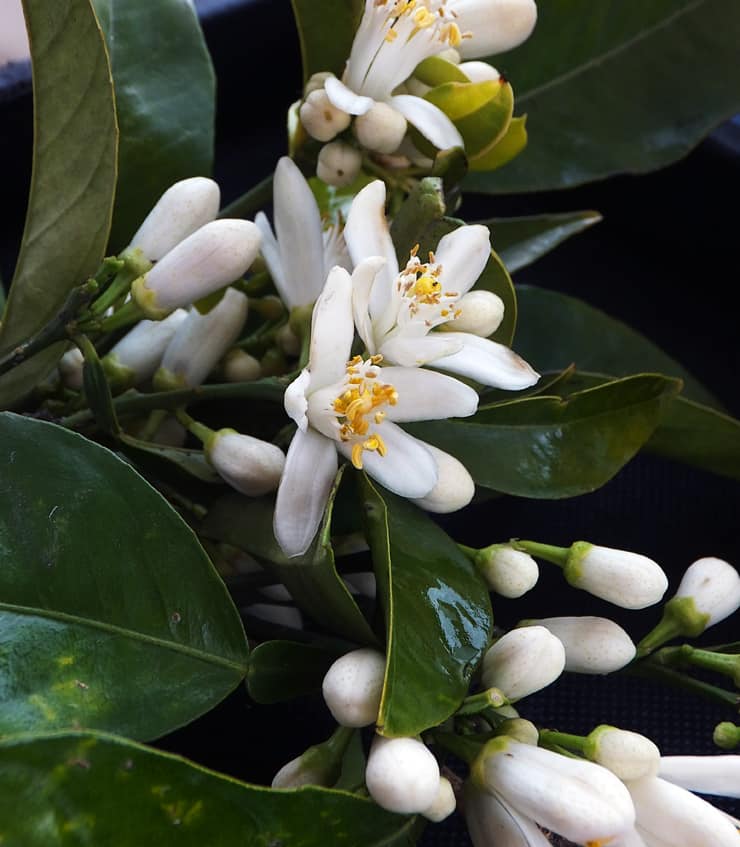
[445,290,505,337]
[464,782,552,847]
[658,755,740,798]
[131,219,260,317]
[674,557,740,629]
[499,718,539,746]
[457,0,538,60]
[586,726,661,781]
[59,347,85,390]
[299,88,351,142]
[155,288,248,389]
[411,444,475,514]
[422,776,456,822]
[275,323,302,357]
[530,616,636,674]
[221,349,262,382]
[565,543,668,609]
[322,648,385,728]
[365,736,440,814]
[459,61,501,83]
[244,603,303,630]
[102,309,188,388]
[354,102,408,154]
[206,429,285,497]
[126,177,220,261]
[271,754,326,789]
[477,545,539,598]
[481,626,565,701]
[316,141,362,188]
[304,71,334,97]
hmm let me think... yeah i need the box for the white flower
[473,738,636,844]
[481,626,565,701]
[365,735,440,814]
[344,180,539,389]
[658,755,740,799]
[586,726,661,782]
[273,261,479,558]
[530,616,636,674]
[322,648,386,728]
[464,782,552,847]
[255,157,351,310]
[672,556,740,631]
[206,429,286,497]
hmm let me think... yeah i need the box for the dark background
[2,0,738,842]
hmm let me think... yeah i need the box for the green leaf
[291,0,362,80]
[514,285,720,408]
[468,114,528,173]
[0,413,248,741]
[247,640,345,704]
[483,212,602,274]
[0,732,416,846]
[202,469,378,646]
[465,0,740,193]
[407,375,681,498]
[359,477,493,737]
[91,0,215,252]
[414,56,470,86]
[0,0,117,409]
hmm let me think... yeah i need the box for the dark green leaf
[247,640,345,704]
[465,0,740,193]
[0,0,117,409]
[91,0,216,252]
[407,375,681,498]
[360,477,493,737]
[482,212,602,273]
[0,732,415,846]
[291,0,362,80]
[514,285,720,408]
[0,414,248,740]
[119,433,222,484]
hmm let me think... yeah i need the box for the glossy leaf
[407,375,681,498]
[360,477,493,737]
[469,115,527,172]
[483,212,602,273]
[247,640,345,704]
[0,732,415,846]
[514,285,720,408]
[202,470,378,646]
[0,413,248,740]
[291,0,362,80]
[466,0,740,193]
[91,0,215,252]
[0,0,117,409]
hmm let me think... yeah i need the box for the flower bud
[498,718,539,746]
[585,726,661,781]
[672,556,740,631]
[354,102,408,154]
[304,71,334,96]
[528,616,636,674]
[205,429,285,497]
[322,648,385,728]
[221,348,262,382]
[126,177,220,261]
[58,346,85,390]
[464,782,551,847]
[475,544,539,598]
[457,0,537,60]
[299,88,351,142]
[154,288,248,389]
[444,290,505,337]
[317,141,363,188]
[421,776,456,822]
[459,61,501,83]
[131,220,260,318]
[481,626,565,701]
[102,309,188,390]
[271,753,328,789]
[276,323,301,357]
[365,736,440,814]
[714,722,740,751]
[658,755,740,798]
[564,542,668,609]
[411,444,475,514]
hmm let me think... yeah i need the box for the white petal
[432,332,540,389]
[434,224,492,296]
[658,756,740,798]
[284,369,311,431]
[411,443,475,514]
[464,783,552,847]
[308,266,355,391]
[454,0,538,60]
[325,75,375,116]
[274,157,326,307]
[390,95,464,151]
[458,60,501,83]
[351,257,387,354]
[255,211,289,304]
[379,333,464,368]
[273,427,338,558]
[337,421,437,498]
[380,366,478,421]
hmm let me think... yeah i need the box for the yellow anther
[413,7,435,27]
[385,28,398,43]
[351,443,365,469]
[375,411,386,424]
[441,22,462,46]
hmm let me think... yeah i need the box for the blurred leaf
[0,413,248,741]
[247,640,344,704]
[407,375,681,498]
[390,178,447,264]
[92,0,215,252]
[0,0,117,409]
[360,477,493,737]
[514,284,720,408]
[120,434,222,484]
[310,173,375,224]
[465,0,740,193]
[291,0,362,80]
[482,211,602,273]
[0,732,415,846]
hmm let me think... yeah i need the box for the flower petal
[325,75,374,115]
[454,0,538,60]
[351,256,387,354]
[284,368,311,431]
[464,783,552,847]
[274,427,338,558]
[411,443,475,514]
[432,332,540,389]
[379,333,464,368]
[390,94,464,151]
[434,224,492,297]
[308,266,355,391]
[381,366,478,421]
[255,211,288,302]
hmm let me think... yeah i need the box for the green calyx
[638,596,710,656]
[470,735,511,789]
[562,540,593,585]
[100,353,137,393]
[713,721,740,750]
[131,276,170,320]
[152,366,187,393]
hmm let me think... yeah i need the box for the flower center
[332,354,398,469]
[398,244,462,320]
[377,0,465,48]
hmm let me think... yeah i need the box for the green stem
[430,731,483,765]
[219,175,274,219]
[174,408,214,446]
[139,409,169,442]
[87,267,138,316]
[457,689,507,716]
[679,646,740,686]
[636,616,682,658]
[538,729,587,754]
[512,539,569,567]
[628,660,740,709]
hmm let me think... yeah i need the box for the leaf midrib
[0,601,247,674]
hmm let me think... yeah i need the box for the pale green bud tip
[498,718,539,746]
[481,626,565,701]
[271,754,327,789]
[421,777,456,823]
[222,349,262,383]
[586,725,660,781]
[713,722,740,750]
[412,445,474,514]
[152,366,187,393]
[675,556,740,628]
[322,648,385,728]
[476,544,539,598]
[100,353,136,392]
[365,736,440,814]
[207,429,286,497]
[299,88,350,142]
[354,102,407,154]
[317,141,362,188]
[445,290,505,338]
